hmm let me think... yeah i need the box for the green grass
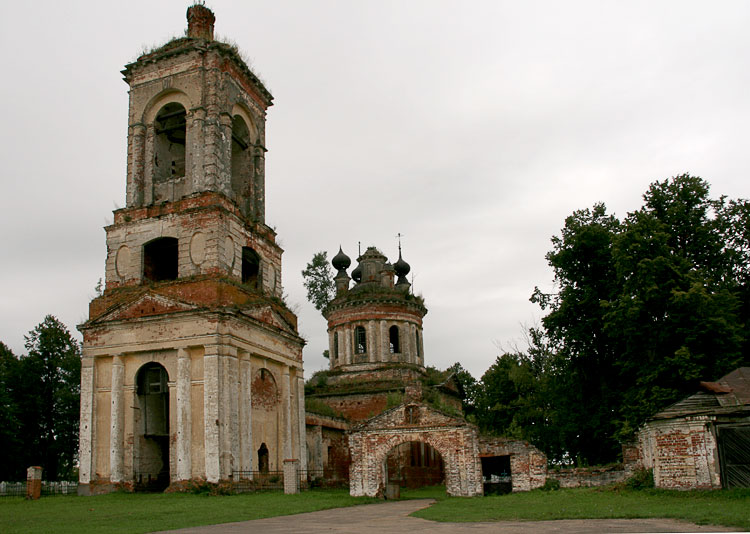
[0,489,379,534]
[405,486,750,530]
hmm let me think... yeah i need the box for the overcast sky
[1,1,749,379]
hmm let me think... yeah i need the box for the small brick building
[637,367,750,490]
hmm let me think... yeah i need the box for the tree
[0,342,22,480]
[529,174,748,464]
[302,251,335,311]
[15,316,81,480]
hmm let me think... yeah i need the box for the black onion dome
[351,262,362,283]
[394,252,411,277]
[331,246,351,272]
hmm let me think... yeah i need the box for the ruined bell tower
[78,5,306,494]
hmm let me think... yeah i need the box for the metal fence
[231,471,285,492]
[230,469,348,493]
[0,481,78,497]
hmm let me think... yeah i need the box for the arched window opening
[333,332,339,361]
[415,330,421,359]
[389,325,400,354]
[153,103,186,183]
[258,443,269,473]
[231,115,252,209]
[386,441,444,489]
[242,247,260,287]
[134,363,170,491]
[143,237,178,282]
[354,326,366,354]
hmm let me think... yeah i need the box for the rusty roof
[651,367,750,420]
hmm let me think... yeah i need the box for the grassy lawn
[404,486,750,531]
[0,489,379,534]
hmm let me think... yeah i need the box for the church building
[77,5,306,494]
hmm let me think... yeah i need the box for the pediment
[354,402,469,432]
[95,293,197,323]
[241,305,297,335]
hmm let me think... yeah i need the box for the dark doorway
[143,237,178,282]
[134,363,170,491]
[481,455,512,494]
[258,443,269,473]
[718,425,750,488]
[386,441,444,489]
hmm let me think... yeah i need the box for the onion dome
[394,252,411,278]
[351,262,362,283]
[331,246,351,273]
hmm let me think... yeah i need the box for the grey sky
[1,1,749,379]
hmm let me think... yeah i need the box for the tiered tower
[78,6,306,494]
[309,246,439,420]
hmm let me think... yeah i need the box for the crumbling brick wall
[478,436,547,491]
[637,416,721,490]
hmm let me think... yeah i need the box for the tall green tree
[526,174,747,464]
[608,175,744,433]
[302,251,335,311]
[530,203,623,464]
[15,316,81,480]
[0,342,22,480]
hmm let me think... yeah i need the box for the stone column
[328,329,335,367]
[367,320,376,362]
[239,351,253,473]
[176,348,192,480]
[78,356,96,486]
[296,373,307,473]
[126,123,146,207]
[203,344,221,483]
[143,125,155,205]
[281,368,293,460]
[417,327,424,365]
[409,324,418,364]
[379,320,388,362]
[222,346,240,480]
[109,354,124,483]
[344,326,352,365]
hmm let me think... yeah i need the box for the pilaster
[176,348,192,480]
[109,354,124,482]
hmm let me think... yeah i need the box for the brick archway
[348,404,483,497]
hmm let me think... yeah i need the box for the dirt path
[157,498,740,533]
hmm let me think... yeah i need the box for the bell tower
[78,6,306,494]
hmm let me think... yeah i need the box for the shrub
[623,468,654,490]
[541,477,561,491]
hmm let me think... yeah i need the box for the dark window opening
[389,325,400,354]
[334,332,339,361]
[354,326,366,354]
[242,247,260,287]
[258,443,269,473]
[231,115,253,212]
[143,237,178,282]
[405,405,419,425]
[415,330,421,359]
[153,103,186,183]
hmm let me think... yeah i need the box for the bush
[541,477,561,491]
[623,468,654,490]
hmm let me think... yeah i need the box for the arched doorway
[386,441,444,489]
[134,362,170,491]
